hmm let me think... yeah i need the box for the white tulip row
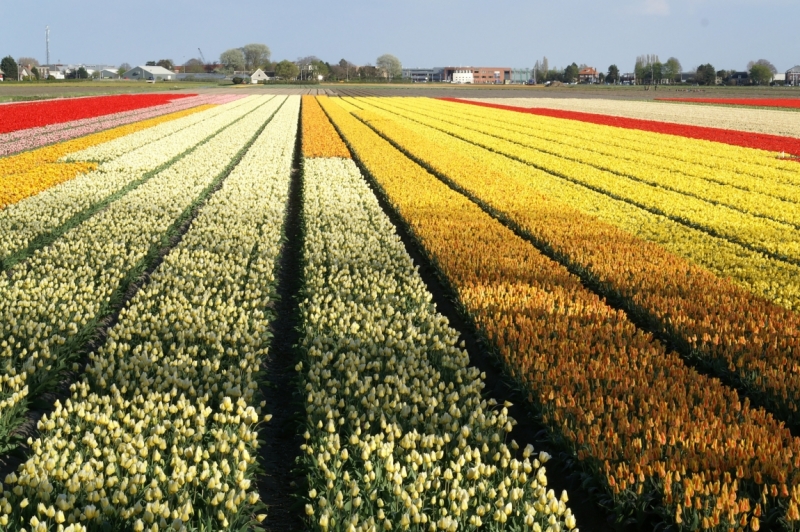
[61,95,258,164]
[0,95,299,532]
[299,157,576,532]
[474,97,800,142]
[0,96,286,452]
[0,96,277,265]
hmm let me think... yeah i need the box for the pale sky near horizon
[1,0,798,73]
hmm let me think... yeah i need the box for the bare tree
[17,56,40,67]
[376,54,402,80]
[183,58,205,74]
[747,59,777,75]
[220,48,245,72]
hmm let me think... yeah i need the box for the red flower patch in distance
[441,98,800,157]
[0,94,195,134]
[655,98,800,109]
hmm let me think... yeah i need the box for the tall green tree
[1,56,18,80]
[274,60,299,80]
[664,57,682,82]
[607,64,620,84]
[563,62,579,83]
[749,64,773,85]
[376,54,402,80]
[695,63,716,85]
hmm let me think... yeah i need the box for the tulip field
[1,90,800,531]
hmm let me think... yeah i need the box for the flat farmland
[1,88,800,531]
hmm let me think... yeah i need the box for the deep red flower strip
[0,94,195,134]
[655,98,800,109]
[440,97,800,157]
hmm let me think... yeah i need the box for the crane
[198,48,207,65]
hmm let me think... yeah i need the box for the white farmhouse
[250,68,269,83]
[122,65,175,81]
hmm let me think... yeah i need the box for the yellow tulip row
[347,98,800,313]
[0,105,216,210]
[397,98,800,227]
[318,95,800,530]
[344,98,800,430]
[0,96,284,455]
[0,95,300,532]
[358,97,800,267]
[0,97,268,268]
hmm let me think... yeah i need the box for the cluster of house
[0,63,120,81]
[400,65,800,86]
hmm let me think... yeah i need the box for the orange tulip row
[318,95,800,529]
[301,95,351,159]
[0,105,214,209]
[344,97,800,434]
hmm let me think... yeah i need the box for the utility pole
[46,26,50,67]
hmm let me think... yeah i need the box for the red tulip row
[0,93,195,134]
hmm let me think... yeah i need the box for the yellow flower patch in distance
[358,97,800,266]
[300,95,351,158]
[342,97,800,433]
[319,95,800,529]
[0,104,215,209]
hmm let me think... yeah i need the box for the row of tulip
[0,95,285,453]
[0,96,270,267]
[62,96,257,165]
[0,94,300,532]
[338,98,800,437]
[454,99,800,192]
[0,105,218,210]
[362,98,800,266]
[407,98,800,215]
[300,95,352,158]
[0,94,243,157]
[318,95,800,530]
[299,152,576,531]
[0,94,195,134]
[352,97,800,312]
[470,97,800,144]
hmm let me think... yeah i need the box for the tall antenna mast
[46,26,50,66]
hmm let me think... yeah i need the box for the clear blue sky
[2,0,797,73]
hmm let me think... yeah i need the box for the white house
[250,68,269,83]
[451,68,474,84]
[122,65,175,81]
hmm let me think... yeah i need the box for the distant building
[787,66,800,86]
[122,65,175,81]
[730,71,749,85]
[443,67,511,84]
[774,73,786,84]
[0,69,4,81]
[401,68,444,82]
[250,68,269,83]
[578,67,599,83]
[620,72,636,84]
[99,69,119,79]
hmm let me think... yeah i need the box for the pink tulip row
[0,93,246,157]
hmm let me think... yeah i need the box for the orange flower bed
[301,95,351,158]
[0,104,214,209]
[319,95,800,529]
